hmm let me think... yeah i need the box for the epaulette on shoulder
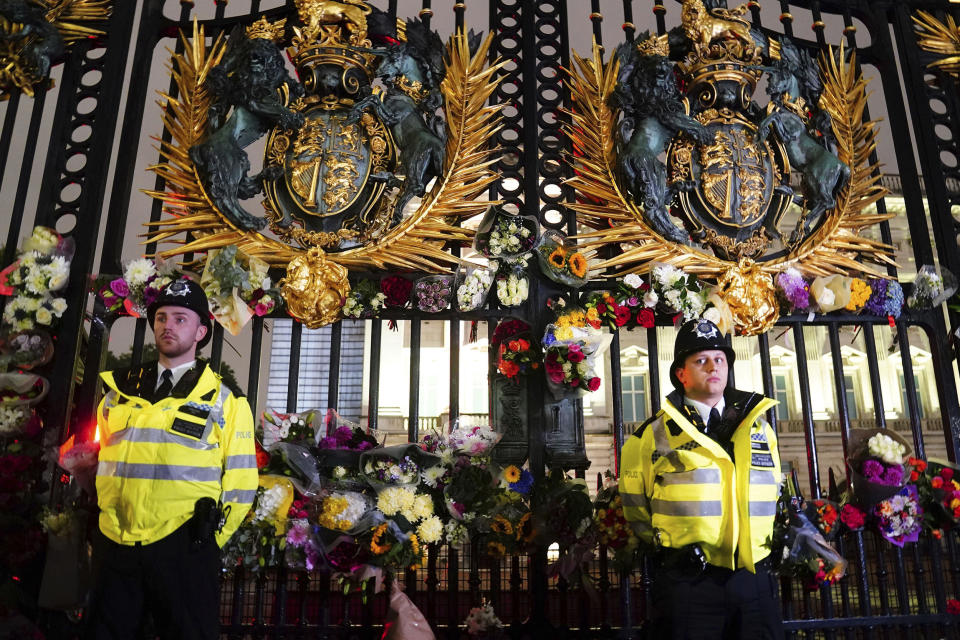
[632,415,656,439]
[212,369,246,399]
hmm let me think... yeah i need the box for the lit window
[898,372,924,420]
[774,374,791,421]
[843,374,859,421]
[621,374,647,424]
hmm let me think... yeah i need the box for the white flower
[253,485,287,522]
[333,466,348,479]
[496,274,529,307]
[818,288,836,308]
[417,515,443,544]
[44,257,70,291]
[867,433,905,466]
[422,466,446,488]
[624,273,644,289]
[124,258,156,287]
[35,308,53,325]
[703,307,721,325]
[0,405,26,433]
[643,290,658,307]
[50,298,67,316]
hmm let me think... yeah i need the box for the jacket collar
[103,359,212,402]
[665,387,766,440]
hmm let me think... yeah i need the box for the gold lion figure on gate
[280,247,351,328]
[297,0,371,37]
[681,0,753,50]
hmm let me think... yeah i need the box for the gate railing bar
[328,320,342,411]
[792,324,822,499]
[287,321,302,413]
[7,91,48,275]
[450,320,460,426]
[0,91,22,263]
[247,317,263,409]
[369,319,382,432]
[621,0,635,42]
[409,319,421,442]
[210,324,224,369]
[758,332,777,432]
[897,323,926,460]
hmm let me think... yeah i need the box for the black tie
[154,369,173,401]
[707,407,721,435]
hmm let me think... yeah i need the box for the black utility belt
[655,547,773,576]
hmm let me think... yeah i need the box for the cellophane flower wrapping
[1,226,73,333]
[343,278,386,319]
[535,230,590,289]
[473,208,538,260]
[846,428,911,507]
[541,313,612,399]
[907,265,957,310]
[492,256,529,307]
[874,484,923,547]
[456,266,494,312]
[650,263,706,321]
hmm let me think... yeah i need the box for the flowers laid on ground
[650,263,706,321]
[907,265,957,310]
[475,208,538,259]
[414,275,454,313]
[380,275,413,308]
[464,600,504,638]
[457,267,494,312]
[593,474,639,571]
[491,319,540,381]
[536,230,589,288]
[0,226,72,333]
[201,246,279,333]
[342,279,386,319]
[493,257,530,307]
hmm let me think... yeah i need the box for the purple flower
[318,436,338,450]
[882,464,904,487]
[777,269,810,311]
[286,522,310,547]
[865,278,904,319]
[357,441,373,451]
[142,286,160,307]
[627,296,640,307]
[109,278,130,297]
[863,459,884,481]
[334,426,353,445]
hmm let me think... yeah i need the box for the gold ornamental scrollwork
[144,5,505,329]
[913,10,960,80]
[565,18,896,335]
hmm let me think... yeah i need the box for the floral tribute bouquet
[531,470,597,580]
[342,279,386,319]
[649,263,706,322]
[380,275,413,309]
[475,464,535,559]
[413,274,454,313]
[0,226,72,333]
[493,256,530,307]
[771,473,847,591]
[874,484,924,547]
[583,273,657,332]
[593,473,640,571]
[846,429,911,507]
[810,275,853,313]
[865,278,904,320]
[463,600,504,639]
[0,330,54,371]
[456,266,494,312]
[96,256,180,318]
[776,268,812,314]
[221,475,296,572]
[536,230,590,289]
[0,372,49,409]
[913,458,960,537]
[541,309,611,399]
[201,246,280,333]
[491,318,540,381]
[474,207,538,259]
[907,265,957,310]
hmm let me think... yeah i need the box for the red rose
[637,308,655,328]
[840,503,866,530]
[380,276,413,307]
[910,470,920,482]
[942,468,955,481]
[933,476,945,489]
[587,377,601,391]
[597,303,607,314]
[948,599,960,615]
[614,306,631,327]
[566,347,585,363]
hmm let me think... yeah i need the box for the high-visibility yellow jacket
[620,389,781,572]
[96,361,258,547]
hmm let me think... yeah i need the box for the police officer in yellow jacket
[620,319,783,640]
[85,278,259,640]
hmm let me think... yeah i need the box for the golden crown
[245,16,287,42]
[637,34,670,58]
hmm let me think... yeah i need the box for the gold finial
[246,16,287,42]
[636,33,669,57]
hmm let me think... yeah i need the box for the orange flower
[487,541,507,557]
[370,523,391,555]
[548,247,566,269]
[498,359,520,378]
[569,252,588,278]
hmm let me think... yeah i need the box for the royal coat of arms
[566,0,895,335]
[146,0,503,327]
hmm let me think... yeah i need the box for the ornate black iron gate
[4,0,960,638]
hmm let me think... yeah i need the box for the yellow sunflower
[491,515,514,536]
[503,465,522,483]
[487,541,507,557]
[548,247,566,269]
[517,512,534,542]
[370,523,392,555]
[569,252,588,278]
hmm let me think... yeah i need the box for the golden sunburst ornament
[145,12,504,328]
[565,36,894,336]
[913,10,960,79]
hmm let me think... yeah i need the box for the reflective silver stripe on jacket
[98,461,221,482]
[224,454,257,470]
[208,385,232,428]
[103,427,219,450]
[651,499,723,517]
[222,489,257,504]
[749,469,780,485]
[749,501,778,517]
[658,468,721,485]
[620,491,650,509]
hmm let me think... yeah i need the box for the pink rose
[254,303,269,316]
[566,348,585,363]
[548,369,565,384]
[569,378,581,388]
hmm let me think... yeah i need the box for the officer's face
[153,306,206,360]
[676,349,728,402]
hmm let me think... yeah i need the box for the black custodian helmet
[669,319,736,390]
[146,278,213,349]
